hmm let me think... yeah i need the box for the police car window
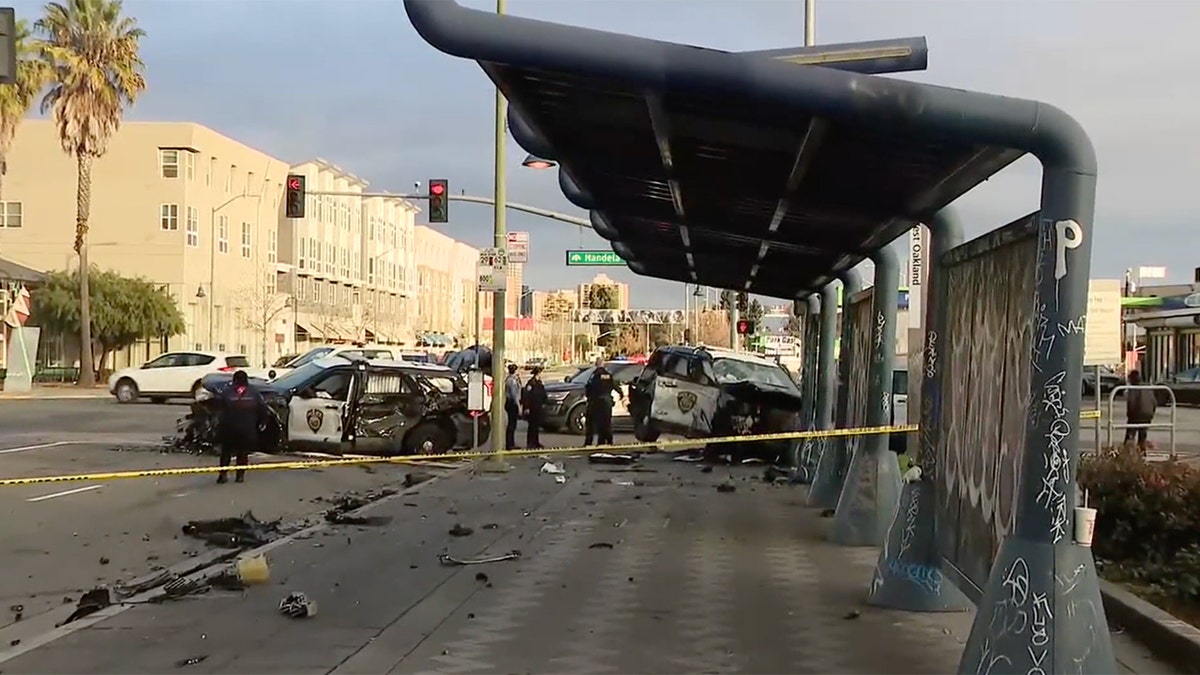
[314,371,352,400]
[665,355,690,378]
[363,350,393,359]
[364,373,406,395]
[422,375,457,394]
[570,367,596,384]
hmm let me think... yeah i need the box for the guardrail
[1105,384,1177,457]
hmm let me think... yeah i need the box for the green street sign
[565,250,625,266]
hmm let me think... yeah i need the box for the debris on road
[182,512,281,549]
[99,556,110,565]
[279,592,318,619]
[555,475,567,484]
[174,655,209,668]
[539,461,565,475]
[843,610,861,620]
[588,542,615,549]
[404,471,436,487]
[716,483,737,493]
[58,588,112,626]
[9,603,22,622]
[235,555,271,585]
[609,478,636,487]
[439,550,521,566]
[448,524,474,537]
[588,452,636,465]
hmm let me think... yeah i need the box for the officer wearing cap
[522,365,548,449]
[583,357,622,446]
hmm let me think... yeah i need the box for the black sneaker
[234,475,245,484]
[216,475,228,484]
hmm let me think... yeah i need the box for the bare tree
[234,264,289,366]
[351,298,375,343]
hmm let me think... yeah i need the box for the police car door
[288,368,354,452]
[650,353,714,436]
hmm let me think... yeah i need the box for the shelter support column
[796,284,839,482]
[868,207,971,612]
[791,295,821,474]
[829,249,900,546]
[808,271,860,506]
[959,168,1115,673]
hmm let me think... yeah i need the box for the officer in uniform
[522,366,548,449]
[583,358,622,446]
[216,370,269,484]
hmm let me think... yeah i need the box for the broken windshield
[712,358,798,391]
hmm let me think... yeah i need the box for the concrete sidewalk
[0,385,110,399]
[0,456,1175,674]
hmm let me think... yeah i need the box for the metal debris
[588,542,615,549]
[588,453,636,465]
[182,512,281,549]
[279,592,318,619]
[716,483,737,493]
[439,550,522,566]
[58,588,112,626]
[174,655,209,668]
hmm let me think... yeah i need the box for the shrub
[1079,444,1200,602]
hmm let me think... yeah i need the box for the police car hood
[717,378,804,411]
[542,380,584,395]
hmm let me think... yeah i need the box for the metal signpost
[566,250,625,266]
[478,248,508,293]
[506,231,529,264]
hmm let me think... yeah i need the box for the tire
[114,378,139,403]
[567,404,587,435]
[190,380,203,400]
[633,413,660,443]
[404,422,453,455]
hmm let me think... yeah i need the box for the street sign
[908,225,925,328]
[566,250,625,266]
[1084,279,1123,367]
[477,247,508,293]
[506,231,529,264]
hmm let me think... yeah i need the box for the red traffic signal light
[428,179,449,223]
[736,319,752,335]
[285,174,305,219]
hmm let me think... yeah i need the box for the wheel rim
[118,385,132,401]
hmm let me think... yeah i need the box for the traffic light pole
[491,0,509,459]
[304,191,591,229]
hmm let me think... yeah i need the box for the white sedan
[108,351,250,403]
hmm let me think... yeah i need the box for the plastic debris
[278,592,318,618]
[58,588,112,626]
[539,461,565,475]
[555,475,567,484]
[439,550,522,566]
[903,466,923,483]
[174,655,209,668]
[182,512,280,549]
[588,453,635,465]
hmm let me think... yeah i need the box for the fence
[1105,384,1177,456]
[934,214,1039,599]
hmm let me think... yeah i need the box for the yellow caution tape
[0,409,1105,487]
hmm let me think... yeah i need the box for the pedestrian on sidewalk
[522,365,548,449]
[504,363,522,450]
[216,370,269,484]
[1124,369,1157,454]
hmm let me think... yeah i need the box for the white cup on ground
[1075,506,1098,547]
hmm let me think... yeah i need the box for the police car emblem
[306,409,323,431]
[677,391,697,413]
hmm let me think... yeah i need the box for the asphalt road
[0,398,596,638]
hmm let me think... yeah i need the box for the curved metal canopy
[404,0,1080,298]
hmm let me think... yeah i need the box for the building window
[217,215,229,254]
[160,204,179,231]
[268,229,277,263]
[241,222,251,258]
[185,207,199,247]
[185,151,195,180]
[0,201,23,228]
[206,156,215,186]
[224,165,233,193]
[160,149,179,178]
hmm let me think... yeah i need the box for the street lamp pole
[490,0,509,456]
[804,0,816,46]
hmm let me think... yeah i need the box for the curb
[1100,579,1200,672]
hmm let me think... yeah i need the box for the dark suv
[542,360,645,434]
[628,346,803,459]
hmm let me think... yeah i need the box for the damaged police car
[192,356,487,456]
[628,346,804,461]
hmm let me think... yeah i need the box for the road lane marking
[0,441,73,455]
[26,484,102,502]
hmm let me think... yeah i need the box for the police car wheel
[404,422,452,455]
[567,405,587,435]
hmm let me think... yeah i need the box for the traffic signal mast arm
[306,191,591,228]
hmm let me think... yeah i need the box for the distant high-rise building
[519,284,533,317]
[577,273,630,310]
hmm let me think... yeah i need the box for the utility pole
[490,0,509,457]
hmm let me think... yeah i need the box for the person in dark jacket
[522,366,548,449]
[1125,369,1157,452]
[217,370,269,484]
[504,363,522,450]
[583,358,622,446]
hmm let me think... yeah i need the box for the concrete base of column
[957,535,1115,674]
[806,437,847,508]
[828,440,901,547]
[868,480,971,612]
[792,434,822,484]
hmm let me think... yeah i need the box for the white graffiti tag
[1037,371,1072,543]
[925,330,938,380]
[1054,219,1084,281]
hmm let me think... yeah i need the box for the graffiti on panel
[843,292,875,463]
[936,236,1038,593]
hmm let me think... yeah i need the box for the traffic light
[736,319,755,335]
[285,174,306,219]
[736,292,748,313]
[428,179,449,223]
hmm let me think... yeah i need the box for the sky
[13,0,1200,308]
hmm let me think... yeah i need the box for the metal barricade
[1106,384,1177,458]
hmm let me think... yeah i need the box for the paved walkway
[0,456,1175,674]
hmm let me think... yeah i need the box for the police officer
[504,363,522,449]
[216,370,269,484]
[522,366,548,449]
[583,357,622,446]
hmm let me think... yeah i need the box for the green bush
[1079,445,1200,602]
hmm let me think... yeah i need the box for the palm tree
[0,19,48,200]
[34,0,146,386]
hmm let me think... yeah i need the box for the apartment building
[415,225,456,338]
[450,241,481,340]
[361,195,419,342]
[0,119,292,367]
[577,273,630,310]
[541,290,578,321]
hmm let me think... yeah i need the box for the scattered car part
[278,592,318,619]
[439,550,522,566]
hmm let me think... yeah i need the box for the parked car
[246,344,397,381]
[542,360,646,434]
[1154,367,1200,406]
[195,356,488,455]
[628,346,804,460]
[1082,367,1123,396]
[890,368,909,453]
[523,357,547,371]
[109,351,250,404]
